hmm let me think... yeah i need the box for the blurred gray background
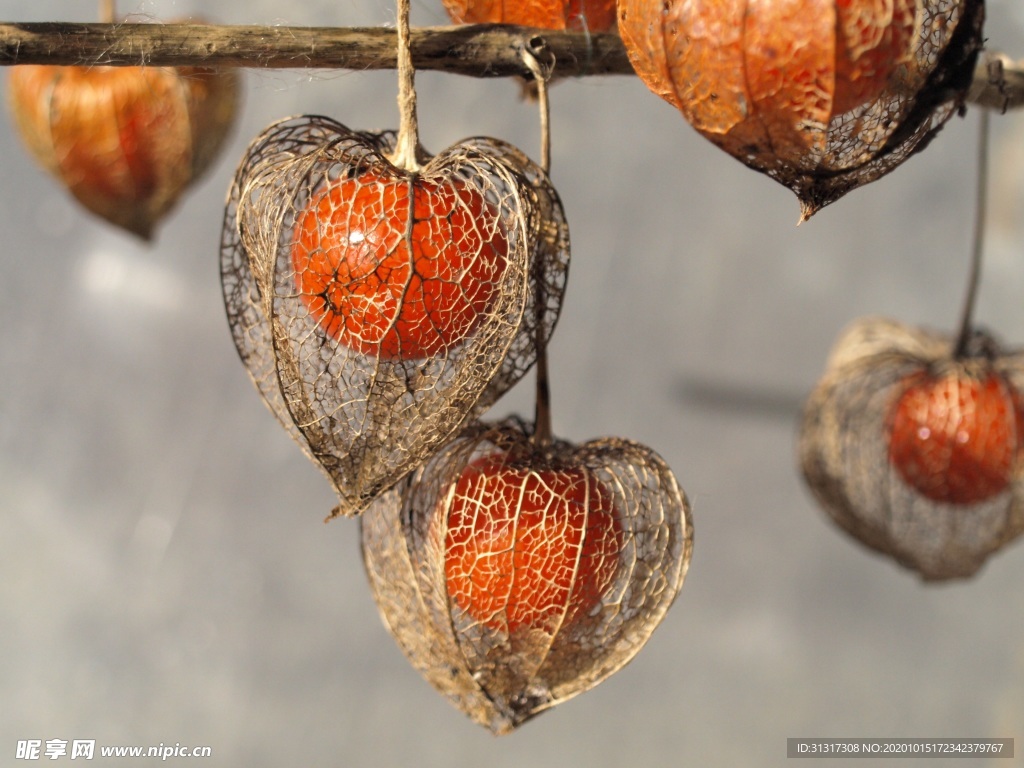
[2,1,1024,765]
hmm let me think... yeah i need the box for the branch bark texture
[0,21,1020,109]
[0,22,629,79]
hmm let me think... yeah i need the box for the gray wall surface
[2,1,1024,765]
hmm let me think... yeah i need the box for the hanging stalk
[523,41,554,447]
[953,108,991,359]
[390,0,421,390]
[99,0,116,24]
[390,0,421,172]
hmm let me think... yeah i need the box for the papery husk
[361,417,692,733]
[800,317,1024,580]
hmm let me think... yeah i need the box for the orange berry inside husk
[444,453,623,633]
[888,371,1022,505]
[291,171,510,360]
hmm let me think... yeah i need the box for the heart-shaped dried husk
[221,117,569,518]
[7,48,239,240]
[800,317,1024,580]
[360,417,692,733]
[618,0,985,219]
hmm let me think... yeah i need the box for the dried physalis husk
[7,38,239,240]
[361,418,692,733]
[221,117,569,518]
[442,0,618,32]
[800,317,1024,580]
[618,0,985,219]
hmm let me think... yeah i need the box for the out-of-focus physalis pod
[441,0,618,32]
[7,33,239,240]
[360,418,692,733]
[618,0,985,219]
[800,317,1024,580]
[221,117,569,518]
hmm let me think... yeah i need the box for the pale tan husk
[799,317,1024,580]
[360,418,693,733]
[220,117,569,518]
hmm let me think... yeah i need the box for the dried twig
[2,21,1017,109]
[0,23,630,80]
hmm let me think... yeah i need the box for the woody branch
[0,22,1021,109]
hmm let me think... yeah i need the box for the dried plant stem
[0,24,629,77]
[523,40,553,173]
[953,108,990,359]
[389,0,421,172]
[523,43,554,447]
[0,22,1020,110]
[532,299,553,447]
[968,53,1024,111]
[99,0,115,24]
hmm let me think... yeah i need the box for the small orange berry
[291,172,510,360]
[444,453,623,633]
[888,371,1023,504]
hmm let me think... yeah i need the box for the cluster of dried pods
[219,0,693,734]
[613,0,1023,579]
[3,0,1014,734]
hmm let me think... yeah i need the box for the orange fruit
[619,0,918,152]
[291,172,510,360]
[442,0,618,32]
[444,453,623,633]
[888,371,1023,504]
[7,64,238,239]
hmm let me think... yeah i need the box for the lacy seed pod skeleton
[799,317,1024,580]
[361,418,692,733]
[618,0,985,218]
[221,117,569,518]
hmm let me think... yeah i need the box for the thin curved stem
[953,108,990,358]
[523,42,554,447]
[524,41,552,173]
